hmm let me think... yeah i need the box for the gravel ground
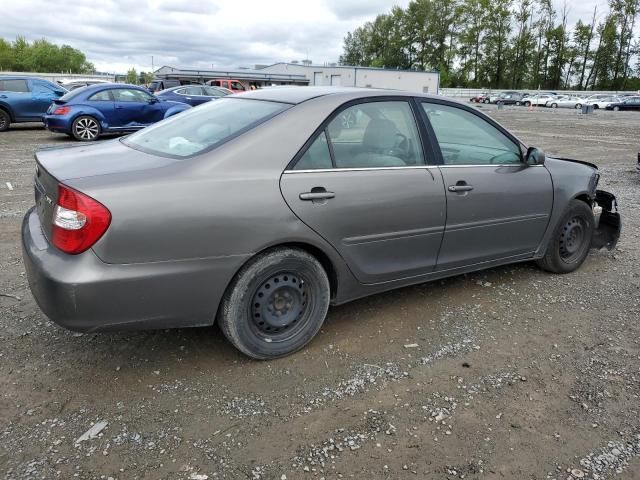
[1,106,639,480]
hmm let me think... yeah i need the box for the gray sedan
[22,87,621,359]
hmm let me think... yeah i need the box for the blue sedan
[42,83,190,141]
[155,85,230,106]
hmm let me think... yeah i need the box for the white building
[258,63,440,93]
[154,63,440,93]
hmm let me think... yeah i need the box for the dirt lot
[1,106,639,480]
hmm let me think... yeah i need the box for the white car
[546,95,586,109]
[522,94,556,107]
[585,96,621,109]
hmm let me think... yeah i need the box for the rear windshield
[122,98,290,158]
[59,88,89,102]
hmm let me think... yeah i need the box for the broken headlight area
[591,190,621,251]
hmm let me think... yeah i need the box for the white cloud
[0,0,602,75]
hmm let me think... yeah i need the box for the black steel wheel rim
[559,216,586,262]
[250,272,310,341]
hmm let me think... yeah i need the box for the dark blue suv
[0,76,67,131]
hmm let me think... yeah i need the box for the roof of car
[235,86,438,104]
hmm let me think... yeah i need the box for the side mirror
[526,147,546,165]
[148,97,159,104]
[55,90,65,97]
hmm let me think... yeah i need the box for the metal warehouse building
[154,63,440,93]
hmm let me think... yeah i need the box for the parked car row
[469,91,640,110]
[0,75,233,140]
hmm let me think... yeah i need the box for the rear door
[0,79,32,120]
[280,99,447,284]
[183,86,210,105]
[419,100,553,271]
[30,80,62,118]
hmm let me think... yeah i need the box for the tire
[516,101,521,106]
[593,104,599,109]
[218,248,330,360]
[0,109,10,132]
[72,115,101,141]
[524,101,531,107]
[575,103,582,109]
[483,99,490,104]
[551,103,558,108]
[613,106,620,111]
[536,200,595,274]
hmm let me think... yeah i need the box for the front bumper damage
[591,190,621,250]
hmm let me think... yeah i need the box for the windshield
[122,98,290,158]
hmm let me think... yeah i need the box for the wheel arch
[213,241,340,327]
[0,102,14,121]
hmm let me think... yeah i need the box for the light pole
[151,56,154,73]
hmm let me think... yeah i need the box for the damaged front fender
[591,190,621,250]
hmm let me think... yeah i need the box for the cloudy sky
[2,0,600,74]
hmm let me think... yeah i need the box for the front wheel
[613,106,620,111]
[72,115,101,141]
[483,99,490,104]
[575,103,582,109]
[536,200,595,274]
[218,248,330,359]
[524,101,531,107]
[0,109,10,132]
[550,103,558,108]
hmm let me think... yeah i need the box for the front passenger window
[422,103,521,165]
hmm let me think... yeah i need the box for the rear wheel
[613,106,620,111]
[575,103,582,109]
[536,200,595,274]
[483,98,490,104]
[72,115,101,141]
[593,104,599,109]
[0,109,10,132]
[218,248,330,359]
[524,101,531,107]
[550,103,558,108]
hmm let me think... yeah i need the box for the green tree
[126,68,138,85]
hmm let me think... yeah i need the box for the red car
[470,93,490,103]
[207,79,248,93]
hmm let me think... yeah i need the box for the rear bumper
[22,208,248,332]
[42,115,71,133]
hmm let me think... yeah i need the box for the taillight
[53,106,71,115]
[51,184,111,254]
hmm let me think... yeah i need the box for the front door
[280,100,446,284]
[419,101,553,270]
[0,79,32,121]
[112,88,163,127]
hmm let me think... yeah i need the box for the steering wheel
[392,133,410,159]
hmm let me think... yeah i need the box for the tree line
[340,0,640,91]
[0,37,95,74]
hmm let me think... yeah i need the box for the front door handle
[448,185,474,192]
[299,191,335,201]
[0,94,7,98]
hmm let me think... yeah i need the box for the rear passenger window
[89,90,112,101]
[326,101,424,168]
[294,132,332,170]
[0,79,29,92]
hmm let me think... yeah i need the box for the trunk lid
[34,139,180,241]
[35,139,179,181]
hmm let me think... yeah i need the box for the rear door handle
[0,94,7,98]
[115,105,123,109]
[448,185,474,192]
[299,191,335,201]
